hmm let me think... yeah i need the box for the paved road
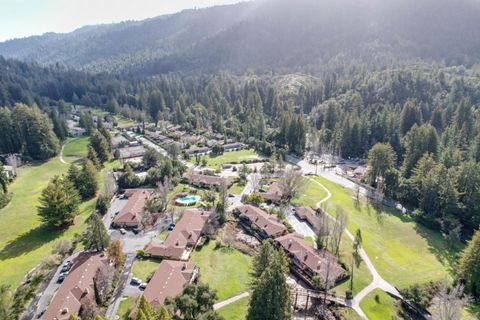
[227,173,257,211]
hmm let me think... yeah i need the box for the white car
[119,228,127,235]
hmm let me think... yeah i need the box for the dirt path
[307,177,402,319]
[59,143,68,164]
[213,291,250,310]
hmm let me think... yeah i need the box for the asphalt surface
[105,254,136,319]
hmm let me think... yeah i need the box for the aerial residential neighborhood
[1,0,480,320]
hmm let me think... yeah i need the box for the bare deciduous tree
[330,206,348,256]
[250,173,261,193]
[279,166,305,202]
[315,209,330,250]
[103,172,117,198]
[94,264,116,304]
[431,281,471,320]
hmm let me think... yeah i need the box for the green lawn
[360,289,399,320]
[193,149,262,169]
[229,182,245,195]
[117,296,136,320]
[217,296,249,320]
[63,137,90,163]
[131,259,161,282]
[292,177,329,207]
[314,176,462,289]
[191,241,252,301]
[0,137,93,287]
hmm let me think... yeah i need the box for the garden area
[131,259,162,282]
[359,289,400,320]
[0,137,94,287]
[191,240,252,301]
[192,149,262,169]
[313,176,462,289]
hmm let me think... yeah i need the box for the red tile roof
[143,260,197,306]
[260,182,284,202]
[294,207,321,231]
[183,172,230,187]
[235,205,287,237]
[43,252,109,320]
[276,233,345,284]
[145,209,211,259]
[113,189,154,227]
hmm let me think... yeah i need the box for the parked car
[57,274,65,283]
[167,223,175,231]
[132,228,139,235]
[114,211,120,216]
[119,228,127,235]
[130,277,141,286]
[37,310,45,319]
[139,282,148,290]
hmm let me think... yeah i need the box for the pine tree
[458,230,480,299]
[83,213,110,252]
[251,239,275,281]
[38,175,80,228]
[247,248,291,320]
[87,146,101,169]
[77,159,99,199]
[367,143,397,186]
[0,163,8,193]
[90,130,110,163]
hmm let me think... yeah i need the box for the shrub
[345,290,353,300]
[95,195,110,215]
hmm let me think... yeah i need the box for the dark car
[57,274,65,283]
[130,277,141,286]
[37,310,45,319]
[132,228,139,235]
[167,223,175,231]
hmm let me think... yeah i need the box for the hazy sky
[0,0,244,42]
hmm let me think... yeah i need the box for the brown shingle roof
[260,182,284,202]
[118,146,146,159]
[235,205,287,237]
[294,207,321,231]
[276,233,345,284]
[113,189,154,226]
[145,209,211,259]
[43,252,109,320]
[143,260,197,306]
[183,172,230,187]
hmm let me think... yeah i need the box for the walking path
[307,177,401,319]
[59,143,68,164]
[213,291,250,310]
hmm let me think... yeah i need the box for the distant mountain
[1,0,480,74]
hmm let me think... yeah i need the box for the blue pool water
[176,195,201,205]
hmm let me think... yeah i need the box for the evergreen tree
[90,130,110,163]
[251,239,275,281]
[367,143,397,186]
[247,248,291,320]
[87,146,102,169]
[38,175,81,228]
[458,230,480,300]
[0,163,8,193]
[77,159,99,199]
[400,100,423,135]
[83,213,110,252]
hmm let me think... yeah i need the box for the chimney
[304,253,308,261]
[288,239,292,249]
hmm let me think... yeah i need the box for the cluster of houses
[111,135,147,164]
[233,204,346,288]
[111,189,155,229]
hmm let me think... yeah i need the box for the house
[233,205,288,239]
[68,127,87,137]
[183,172,231,189]
[143,260,198,306]
[111,135,129,149]
[117,145,146,163]
[186,147,211,156]
[259,182,284,204]
[353,166,368,180]
[145,209,211,260]
[43,252,109,320]
[2,165,15,179]
[275,233,346,286]
[293,207,321,232]
[112,189,155,228]
[223,142,246,152]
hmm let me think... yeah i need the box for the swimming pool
[175,195,201,206]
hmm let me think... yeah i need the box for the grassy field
[191,241,252,301]
[193,149,262,169]
[292,177,329,207]
[63,137,90,163]
[0,137,93,287]
[117,296,136,320]
[360,289,399,320]
[314,176,462,289]
[217,296,249,320]
[131,259,161,282]
[229,182,245,195]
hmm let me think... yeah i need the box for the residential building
[223,142,246,152]
[117,145,146,163]
[182,172,231,189]
[259,182,284,204]
[145,209,211,260]
[111,135,129,149]
[143,260,198,306]
[293,206,321,231]
[112,189,154,228]
[233,204,288,239]
[275,233,346,286]
[43,252,109,320]
[185,146,211,156]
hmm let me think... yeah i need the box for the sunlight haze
[0,0,244,41]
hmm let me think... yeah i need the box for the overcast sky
[0,0,244,42]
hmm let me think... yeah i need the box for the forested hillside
[1,0,480,74]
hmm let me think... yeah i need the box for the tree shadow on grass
[0,225,66,260]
